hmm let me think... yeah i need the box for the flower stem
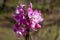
[25,28,30,40]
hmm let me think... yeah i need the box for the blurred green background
[0,0,60,40]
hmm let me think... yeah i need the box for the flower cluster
[13,3,43,39]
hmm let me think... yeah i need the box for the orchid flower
[13,3,43,39]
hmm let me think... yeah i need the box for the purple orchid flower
[27,3,43,31]
[13,3,43,39]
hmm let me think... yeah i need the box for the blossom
[27,7,43,23]
[13,26,27,38]
[15,4,25,14]
[27,3,43,31]
[27,3,33,18]
[13,3,43,39]
[27,3,43,23]
[32,10,43,23]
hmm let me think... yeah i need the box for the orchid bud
[35,24,41,29]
